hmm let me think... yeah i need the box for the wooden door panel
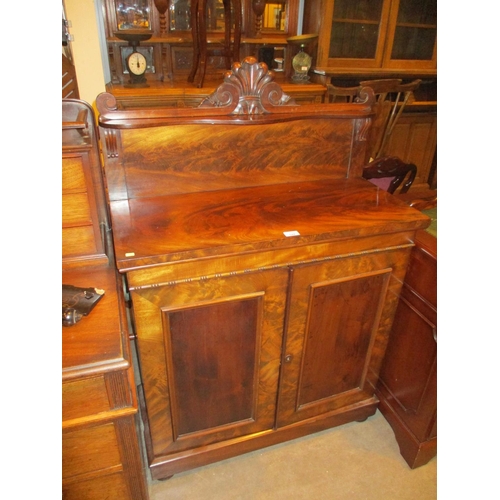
[131,268,288,458]
[164,297,261,437]
[297,273,388,407]
[277,249,410,427]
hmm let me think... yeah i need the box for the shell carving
[199,57,296,114]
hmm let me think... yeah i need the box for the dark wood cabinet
[375,228,437,468]
[97,60,430,479]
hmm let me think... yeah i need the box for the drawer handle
[284,354,293,363]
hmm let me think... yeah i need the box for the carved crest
[199,57,296,114]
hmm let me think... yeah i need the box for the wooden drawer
[63,156,87,191]
[62,423,121,479]
[62,226,98,258]
[62,192,93,226]
[62,376,111,422]
[62,472,130,500]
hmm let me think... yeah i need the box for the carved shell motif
[199,57,296,114]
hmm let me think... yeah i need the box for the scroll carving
[199,57,296,114]
[96,92,119,114]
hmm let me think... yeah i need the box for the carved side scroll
[199,57,296,114]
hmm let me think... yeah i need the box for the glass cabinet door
[326,0,392,68]
[306,0,436,71]
[384,0,437,69]
[114,0,152,31]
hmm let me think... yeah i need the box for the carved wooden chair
[188,0,242,88]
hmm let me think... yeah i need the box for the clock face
[127,52,147,76]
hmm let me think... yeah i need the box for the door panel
[131,268,289,458]
[164,296,261,438]
[277,249,410,427]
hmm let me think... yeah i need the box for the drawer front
[62,376,111,422]
[62,156,86,191]
[62,226,98,258]
[62,472,130,500]
[62,151,104,261]
[62,423,121,479]
[62,192,93,226]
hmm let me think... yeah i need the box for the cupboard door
[131,268,288,459]
[313,0,392,69]
[277,249,409,427]
[383,0,437,69]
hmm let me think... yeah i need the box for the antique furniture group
[62,58,436,498]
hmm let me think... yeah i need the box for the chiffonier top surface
[109,178,429,272]
[62,263,129,380]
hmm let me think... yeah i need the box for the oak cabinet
[303,0,437,72]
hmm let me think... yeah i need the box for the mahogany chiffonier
[97,57,430,480]
[62,99,149,499]
[375,198,437,468]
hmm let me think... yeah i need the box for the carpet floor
[146,410,437,500]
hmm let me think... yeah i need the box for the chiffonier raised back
[97,57,375,207]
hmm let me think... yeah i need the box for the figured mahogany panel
[113,119,356,200]
[165,297,260,437]
[109,178,430,271]
[98,57,375,203]
[298,272,389,407]
[277,246,411,427]
[131,267,288,458]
